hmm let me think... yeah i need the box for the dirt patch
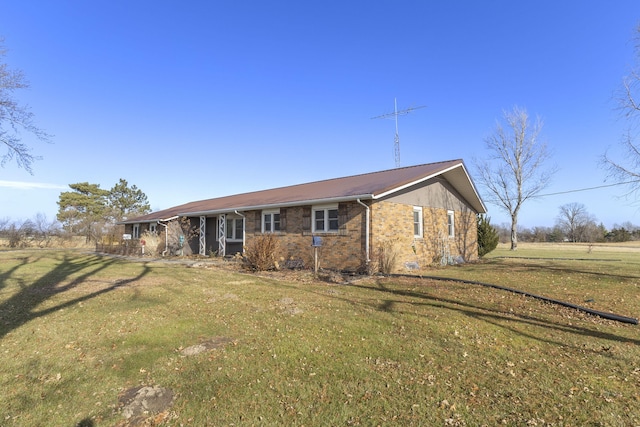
[117,385,174,424]
[278,297,304,315]
[180,336,234,356]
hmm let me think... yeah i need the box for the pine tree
[477,214,499,257]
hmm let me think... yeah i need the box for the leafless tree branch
[0,37,51,174]
[474,106,557,250]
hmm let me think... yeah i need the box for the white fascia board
[372,162,487,213]
[373,163,465,199]
[118,215,180,225]
[456,163,487,213]
[180,194,374,217]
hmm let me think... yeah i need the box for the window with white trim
[226,217,244,241]
[313,205,339,232]
[413,207,423,238]
[149,223,157,233]
[262,210,281,233]
[447,210,455,238]
[132,224,140,239]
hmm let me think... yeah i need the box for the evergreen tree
[477,214,499,257]
[107,178,151,221]
[57,182,109,242]
[57,179,151,242]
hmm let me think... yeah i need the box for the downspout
[234,210,246,254]
[158,221,168,256]
[157,215,179,257]
[356,199,370,264]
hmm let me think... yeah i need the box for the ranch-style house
[120,159,487,272]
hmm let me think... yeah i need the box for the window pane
[328,209,339,230]
[226,219,233,238]
[315,210,324,231]
[413,209,422,237]
[264,214,271,232]
[273,213,280,231]
[235,218,243,238]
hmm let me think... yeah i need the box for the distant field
[488,241,640,258]
[0,246,638,426]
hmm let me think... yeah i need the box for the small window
[313,205,339,232]
[225,217,244,241]
[413,207,423,238]
[132,224,140,239]
[447,210,455,238]
[149,223,157,233]
[262,210,281,233]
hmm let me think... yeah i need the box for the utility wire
[482,180,640,205]
[536,180,640,197]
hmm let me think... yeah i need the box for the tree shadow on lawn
[480,258,640,281]
[0,252,150,339]
[346,280,640,352]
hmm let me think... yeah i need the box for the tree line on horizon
[0,178,151,247]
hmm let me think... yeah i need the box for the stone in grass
[119,386,174,420]
[180,336,234,356]
[405,261,420,270]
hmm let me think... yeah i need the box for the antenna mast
[372,98,426,167]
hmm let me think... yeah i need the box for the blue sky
[1,1,640,229]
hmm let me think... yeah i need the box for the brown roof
[122,159,485,223]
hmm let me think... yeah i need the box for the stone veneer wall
[243,201,367,272]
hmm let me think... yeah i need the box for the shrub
[244,234,280,271]
[477,214,499,257]
[377,239,400,274]
[140,231,162,256]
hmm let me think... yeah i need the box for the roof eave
[180,194,374,217]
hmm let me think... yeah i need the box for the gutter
[356,198,371,264]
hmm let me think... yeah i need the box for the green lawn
[0,247,639,426]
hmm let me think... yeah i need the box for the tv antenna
[372,98,426,167]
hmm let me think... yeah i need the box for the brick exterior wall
[371,201,478,272]
[241,199,477,273]
[244,202,367,272]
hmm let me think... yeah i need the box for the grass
[0,246,639,426]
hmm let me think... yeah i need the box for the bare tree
[555,202,598,242]
[0,38,51,173]
[475,106,557,250]
[601,25,640,199]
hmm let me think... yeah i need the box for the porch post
[199,216,206,256]
[218,214,226,257]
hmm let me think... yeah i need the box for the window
[132,224,140,239]
[226,217,244,241]
[447,210,455,238]
[262,210,281,233]
[413,207,423,238]
[313,205,339,232]
[149,223,157,233]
